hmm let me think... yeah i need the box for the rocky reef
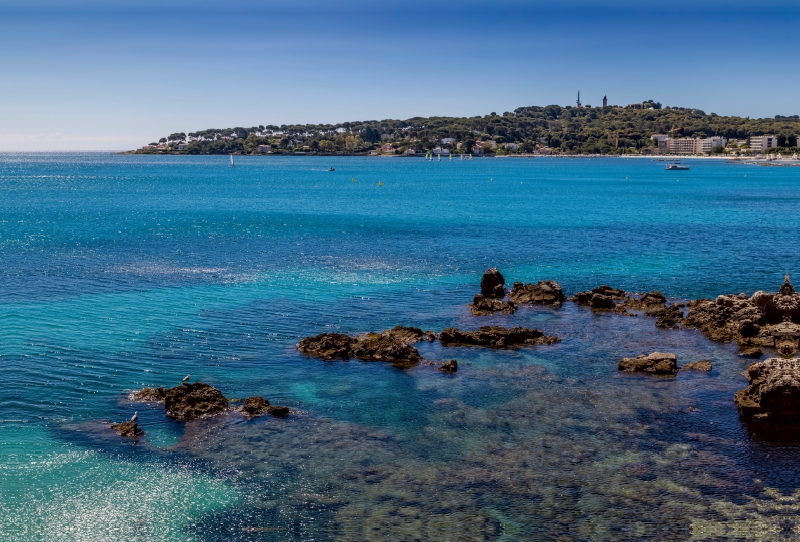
[131,386,167,402]
[237,396,290,417]
[618,352,678,375]
[508,280,566,306]
[571,285,626,309]
[480,267,506,298]
[298,326,426,366]
[110,420,143,438]
[438,359,458,372]
[164,382,230,421]
[684,275,800,357]
[439,326,560,348]
[735,357,800,421]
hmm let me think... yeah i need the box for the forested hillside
[135,104,800,155]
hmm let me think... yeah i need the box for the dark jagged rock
[439,360,458,372]
[439,326,560,349]
[590,293,615,309]
[618,352,678,375]
[735,357,800,420]
[110,420,143,438]
[681,360,712,372]
[422,330,437,342]
[164,382,229,421]
[131,387,167,402]
[470,294,517,316]
[297,333,359,361]
[267,405,290,417]
[771,320,800,357]
[739,346,763,359]
[242,396,270,416]
[480,268,506,298]
[509,280,566,306]
[350,334,423,365]
[570,285,626,305]
[683,295,756,343]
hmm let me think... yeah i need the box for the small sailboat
[229,154,235,167]
[328,167,335,171]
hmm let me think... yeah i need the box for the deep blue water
[2,153,800,540]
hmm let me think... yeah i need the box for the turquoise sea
[2,153,800,540]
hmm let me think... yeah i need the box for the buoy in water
[378,181,382,186]
[352,178,355,183]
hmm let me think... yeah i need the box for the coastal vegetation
[134,104,800,155]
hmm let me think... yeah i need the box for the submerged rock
[164,382,229,421]
[110,420,143,438]
[480,268,506,298]
[735,357,800,421]
[681,360,712,372]
[470,294,517,316]
[438,359,458,373]
[439,326,560,348]
[509,280,566,306]
[297,333,359,361]
[381,325,429,344]
[618,352,678,375]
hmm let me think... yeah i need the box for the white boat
[230,154,235,167]
[666,163,689,170]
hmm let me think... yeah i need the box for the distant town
[131,98,800,158]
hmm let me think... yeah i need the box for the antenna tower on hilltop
[576,91,581,108]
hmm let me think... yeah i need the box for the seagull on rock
[182,374,191,384]
[131,412,138,422]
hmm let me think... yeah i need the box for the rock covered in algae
[479,267,506,298]
[618,352,678,375]
[298,327,426,365]
[439,326,559,348]
[681,360,712,372]
[735,357,800,420]
[110,420,143,438]
[164,382,229,421]
[621,291,667,310]
[470,294,517,316]
[438,359,458,372]
[508,280,566,306]
[350,334,424,365]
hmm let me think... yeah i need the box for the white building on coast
[750,135,778,152]
[655,136,726,154]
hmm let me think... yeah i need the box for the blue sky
[1,0,799,150]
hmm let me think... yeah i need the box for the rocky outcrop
[480,268,506,298]
[622,291,667,311]
[297,333,359,361]
[164,382,229,421]
[131,387,167,402]
[110,420,143,438]
[350,334,424,365]
[239,396,290,417]
[298,328,426,365]
[618,352,678,375]
[509,280,566,306]
[735,357,800,421]
[439,360,458,373]
[570,286,626,306]
[645,304,684,329]
[470,294,517,316]
[739,346,763,359]
[681,360,712,371]
[683,295,759,343]
[439,326,560,348]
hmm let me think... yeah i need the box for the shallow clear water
[2,153,800,540]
